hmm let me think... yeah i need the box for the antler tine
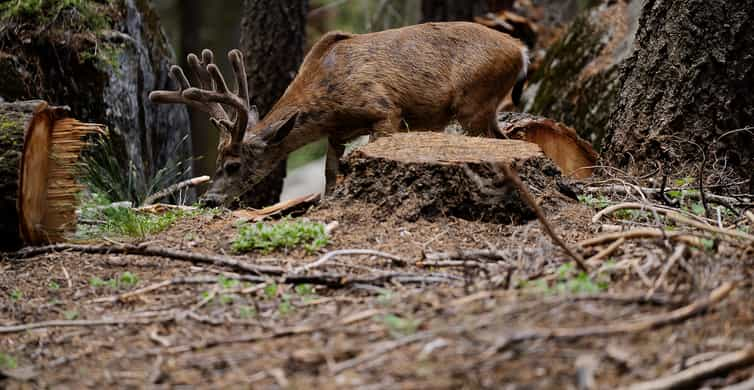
[183,63,249,144]
[228,49,258,129]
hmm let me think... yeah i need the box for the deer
[150,22,528,208]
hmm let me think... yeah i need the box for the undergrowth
[76,194,202,239]
[79,131,194,206]
[232,219,329,254]
[523,262,609,295]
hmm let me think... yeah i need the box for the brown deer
[150,22,528,207]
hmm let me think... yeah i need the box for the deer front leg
[325,139,345,194]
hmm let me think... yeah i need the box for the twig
[330,332,434,374]
[583,185,746,211]
[417,260,491,269]
[0,316,174,334]
[579,228,703,248]
[424,249,511,262]
[586,238,625,264]
[499,163,589,272]
[646,244,686,298]
[12,243,285,275]
[291,249,407,274]
[592,202,710,225]
[485,282,734,353]
[594,202,754,242]
[623,345,754,390]
[724,375,754,390]
[142,176,210,206]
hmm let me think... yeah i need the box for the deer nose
[200,193,225,208]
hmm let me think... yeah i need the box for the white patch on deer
[519,46,530,80]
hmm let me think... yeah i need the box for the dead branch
[583,185,747,210]
[646,244,686,298]
[330,332,434,374]
[10,243,286,275]
[0,316,174,334]
[623,345,754,390]
[142,176,210,206]
[579,228,703,248]
[291,249,407,274]
[594,202,754,242]
[424,249,512,262]
[485,282,734,352]
[586,238,626,264]
[499,163,590,272]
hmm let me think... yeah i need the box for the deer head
[149,49,295,207]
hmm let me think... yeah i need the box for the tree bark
[604,0,754,187]
[0,101,102,250]
[238,0,308,208]
[421,0,512,22]
[335,132,560,223]
[0,0,194,204]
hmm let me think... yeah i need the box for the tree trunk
[335,132,560,224]
[238,0,308,208]
[0,101,103,250]
[421,0,512,22]
[604,0,754,188]
[0,0,194,204]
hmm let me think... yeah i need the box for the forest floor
[2,181,754,389]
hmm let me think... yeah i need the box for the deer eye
[224,161,241,174]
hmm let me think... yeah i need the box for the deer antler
[149,49,258,146]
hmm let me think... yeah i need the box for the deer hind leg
[456,103,502,138]
[325,139,345,194]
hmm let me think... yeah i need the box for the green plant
[264,283,279,299]
[294,284,315,296]
[48,281,61,291]
[64,310,79,320]
[79,132,194,207]
[218,276,240,290]
[524,263,609,295]
[278,295,293,315]
[380,314,421,337]
[578,194,610,209]
[238,306,255,319]
[9,289,22,302]
[0,352,17,370]
[232,219,329,254]
[89,272,139,290]
[77,202,197,239]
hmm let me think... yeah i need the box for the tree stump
[335,132,560,224]
[0,101,103,250]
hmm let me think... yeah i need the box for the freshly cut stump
[335,132,561,224]
[0,100,103,250]
[498,112,599,179]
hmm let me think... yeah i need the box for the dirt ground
[2,188,754,388]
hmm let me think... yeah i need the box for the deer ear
[261,112,298,145]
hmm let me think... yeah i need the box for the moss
[0,0,113,32]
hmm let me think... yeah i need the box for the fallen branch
[623,345,754,390]
[0,316,174,334]
[11,243,285,275]
[646,244,686,298]
[583,185,747,210]
[331,331,434,374]
[291,249,407,274]
[424,249,512,262]
[499,163,589,272]
[579,229,703,248]
[593,202,754,242]
[232,193,320,222]
[485,282,734,353]
[586,238,626,264]
[142,176,210,206]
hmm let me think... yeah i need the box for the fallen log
[335,132,560,223]
[0,100,103,250]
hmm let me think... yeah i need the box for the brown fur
[161,22,526,206]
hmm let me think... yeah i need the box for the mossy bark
[0,102,35,250]
[335,132,561,224]
[0,0,193,202]
[604,0,754,187]
[523,1,641,150]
